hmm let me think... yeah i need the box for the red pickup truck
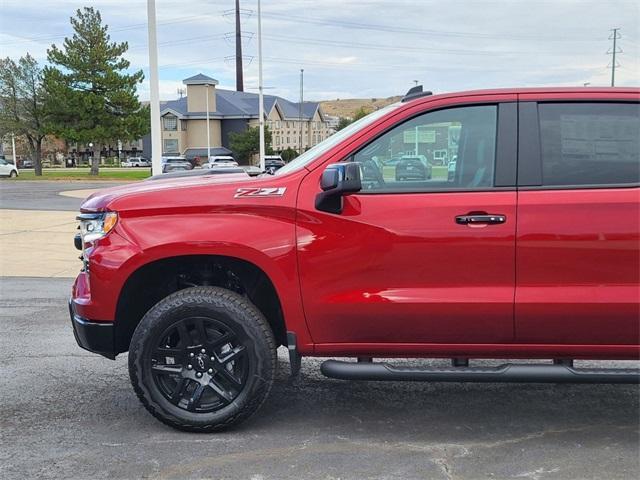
[70,87,640,431]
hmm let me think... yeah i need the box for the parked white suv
[207,156,239,170]
[162,156,193,173]
[0,156,19,178]
[122,157,150,167]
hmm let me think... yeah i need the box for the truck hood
[81,172,255,212]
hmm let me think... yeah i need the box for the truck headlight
[77,212,118,245]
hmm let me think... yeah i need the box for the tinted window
[352,105,497,192]
[163,139,179,153]
[539,103,640,186]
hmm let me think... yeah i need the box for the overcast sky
[1,0,638,102]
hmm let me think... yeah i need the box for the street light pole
[299,69,303,154]
[257,0,265,172]
[206,84,211,160]
[147,0,162,176]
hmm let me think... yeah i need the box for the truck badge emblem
[196,356,205,370]
[234,187,286,198]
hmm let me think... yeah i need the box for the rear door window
[538,103,640,186]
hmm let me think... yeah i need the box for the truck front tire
[128,286,277,432]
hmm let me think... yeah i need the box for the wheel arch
[114,253,287,354]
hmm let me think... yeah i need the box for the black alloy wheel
[151,316,249,413]
[129,287,276,432]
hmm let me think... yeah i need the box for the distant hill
[319,96,401,119]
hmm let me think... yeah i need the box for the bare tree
[0,54,49,176]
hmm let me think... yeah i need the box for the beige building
[158,74,331,162]
[261,103,330,152]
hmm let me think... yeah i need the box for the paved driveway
[1,277,638,480]
[0,180,123,211]
[0,181,116,277]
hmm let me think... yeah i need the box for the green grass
[15,168,150,181]
[431,165,448,180]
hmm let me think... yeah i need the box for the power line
[131,31,571,58]
[258,11,603,42]
[0,14,208,46]
[156,56,226,70]
[128,33,228,51]
[261,33,538,57]
[3,8,612,48]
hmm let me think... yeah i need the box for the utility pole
[235,0,244,91]
[299,69,304,154]
[607,28,621,87]
[147,0,162,176]
[257,0,265,172]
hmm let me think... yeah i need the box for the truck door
[515,99,640,345]
[296,100,519,346]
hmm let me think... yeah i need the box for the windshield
[275,103,401,176]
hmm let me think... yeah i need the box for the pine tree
[44,7,149,175]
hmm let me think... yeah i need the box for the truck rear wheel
[128,286,276,432]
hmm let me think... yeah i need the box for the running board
[321,360,640,384]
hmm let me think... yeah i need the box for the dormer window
[163,114,177,131]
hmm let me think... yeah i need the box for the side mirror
[315,162,362,214]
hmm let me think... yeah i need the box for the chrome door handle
[455,214,506,225]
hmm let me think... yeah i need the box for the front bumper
[69,299,116,359]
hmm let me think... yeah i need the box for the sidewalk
[0,209,79,277]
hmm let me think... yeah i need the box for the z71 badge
[234,187,287,198]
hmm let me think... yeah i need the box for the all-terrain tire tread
[128,286,277,432]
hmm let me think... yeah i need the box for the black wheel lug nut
[187,364,193,370]
[201,348,206,354]
[196,372,202,378]
[207,368,213,374]
[189,352,195,358]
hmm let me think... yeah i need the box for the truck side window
[538,103,640,186]
[352,105,497,192]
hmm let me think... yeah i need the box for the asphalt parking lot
[0,180,124,211]
[1,181,639,480]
